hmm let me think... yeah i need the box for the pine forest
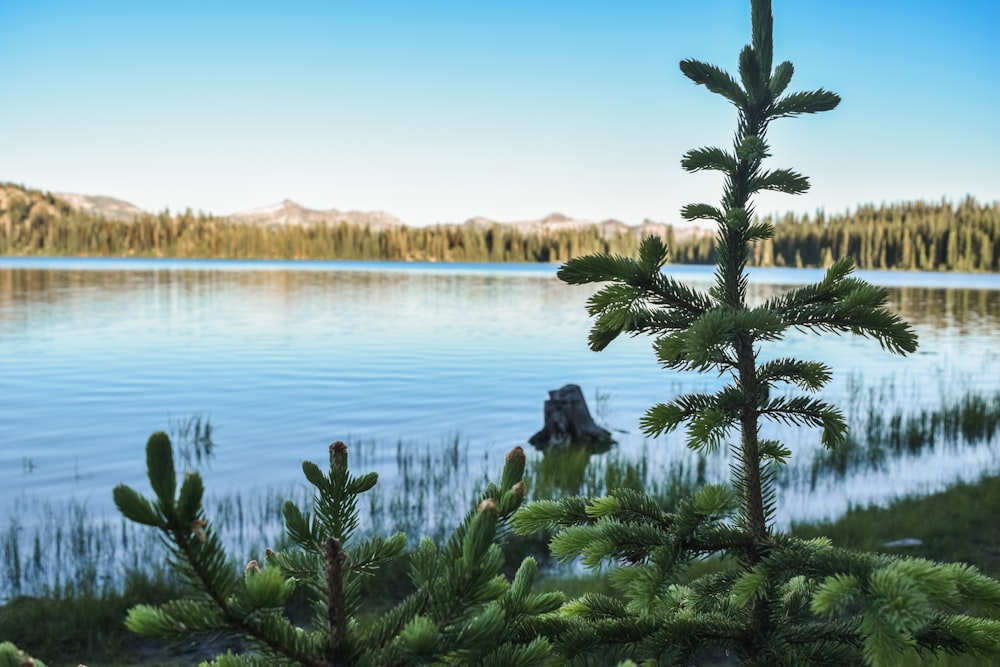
[1,183,997,271]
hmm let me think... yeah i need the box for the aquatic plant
[809,387,1000,483]
[170,413,217,469]
[512,1,1000,664]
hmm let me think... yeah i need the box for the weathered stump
[528,384,614,451]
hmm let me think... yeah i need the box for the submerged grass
[4,380,1000,663]
[2,433,704,595]
[807,382,1000,485]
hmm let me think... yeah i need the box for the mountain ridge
[48,189,708,239]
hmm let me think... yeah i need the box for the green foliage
[808,387,1000,482]
[115,434,565,666]
[791,475,1000,576]
[0,642,47,667]
[514,1,1000,665]
[0,183,658,264]
[4,182,995,270]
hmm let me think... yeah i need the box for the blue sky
[1,1,997,226]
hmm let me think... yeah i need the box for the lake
[2,257,999,538]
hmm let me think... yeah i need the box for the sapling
[115,433,565,666]
[0,642,47,667]
[513,1,1000,664]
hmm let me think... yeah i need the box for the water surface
[1,258,998,528]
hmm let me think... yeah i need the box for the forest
[1,183,998,271]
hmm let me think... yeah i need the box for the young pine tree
[513,1,1000,665]
[0,642,47,667]
[114,433,565,666]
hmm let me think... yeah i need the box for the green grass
[6,474,1000,665]
[787,478,1000,667]
[807,384,1000,483]
[4,384,1000,665]
[791,475,1000,575]
[0,571,183,667]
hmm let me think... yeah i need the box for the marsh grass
[366,435,486,543]
[0,490,302,603]
[0,433,698,603]
[4,381,998,602]
[528,440,704,507]
[4,381,1000,663]
[807,383,1000,485]
[168,413,216,469]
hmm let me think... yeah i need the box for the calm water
[2,257,999,529]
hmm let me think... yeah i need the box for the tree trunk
[529,384,614,450]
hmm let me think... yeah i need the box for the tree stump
[528,384,614,451]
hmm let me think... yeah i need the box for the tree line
[1,184,996,270]
[752,197,999,271]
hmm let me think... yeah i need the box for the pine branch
[769,61,794,98]
[682,202,726,224]
[757,358,832,391]
[759,396,847,448]
[679,59,748,107]
[682,146,739,174]
[750,168,811,195]
[769,89,841,118]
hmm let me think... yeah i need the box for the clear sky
[1,1,997,226]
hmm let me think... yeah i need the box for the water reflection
[741,280,1000,331]
[892,285,1000,334]
[4,264,997,331]
[1,258,998,531]
[531,442,615,497]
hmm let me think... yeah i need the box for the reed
[4,383,998,602]
[0,433,696,603]
[3,375,1000,665]
[4,376,1000,604]
[808,385,1000,485]
[168,413,216,469]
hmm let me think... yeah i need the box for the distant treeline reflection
[3,265,997,332]
[2,184,998,271]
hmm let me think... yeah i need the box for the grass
[14,471,1000,665]
[791,475,1000,575]
[788,478,1000,667]
[807,383,1000,483]
[4,383,1000,665]
[0,571,186,666]
[0,487,302,604]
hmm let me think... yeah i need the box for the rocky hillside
[53,192,146,222]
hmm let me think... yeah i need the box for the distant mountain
[53,192,146,222]
[462,212,709,242]
[8,183,995,270]
[227,199,405,231]
[39,185,709,239]
[224,202,713,241]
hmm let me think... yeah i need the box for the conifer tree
[115,433,565,666]
[513,1,1000,664]
[0,642,47,667]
